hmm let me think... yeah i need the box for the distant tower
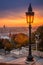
[3,25,6,35]
[3,25,6,29]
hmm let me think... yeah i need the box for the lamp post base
[25,60,35,65]
[25,55,34,64]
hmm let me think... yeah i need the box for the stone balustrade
[32,51,43,58]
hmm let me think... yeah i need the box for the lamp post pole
[26,3,34,62]
[28,22,32,61]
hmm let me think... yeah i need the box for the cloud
[0,0,43,11]
[0,10,25,20]
[0,0,28,11]
[0,0,43,19]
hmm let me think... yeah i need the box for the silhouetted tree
[36,26,43,51]
[0,39,3,49]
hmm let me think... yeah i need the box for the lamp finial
[28,3,32,12]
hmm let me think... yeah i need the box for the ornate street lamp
[26,3,34,63]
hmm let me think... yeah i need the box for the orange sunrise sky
[0,0,43,27]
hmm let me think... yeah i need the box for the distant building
[0,36,10,40]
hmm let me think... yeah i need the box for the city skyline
[0,0,43,27]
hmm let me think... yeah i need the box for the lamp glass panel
[26,15,34,23]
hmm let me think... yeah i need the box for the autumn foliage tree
[2,39,14,52]
[12,33,29,48]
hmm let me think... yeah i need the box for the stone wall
[0,63,22,65]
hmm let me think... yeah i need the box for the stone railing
[32,51,43,57]
[38,51,43,57]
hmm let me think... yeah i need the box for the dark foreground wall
[0,63,24,65]
[0,63,19,65]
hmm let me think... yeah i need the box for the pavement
[6,56,43,65]
[0,48,43,65]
